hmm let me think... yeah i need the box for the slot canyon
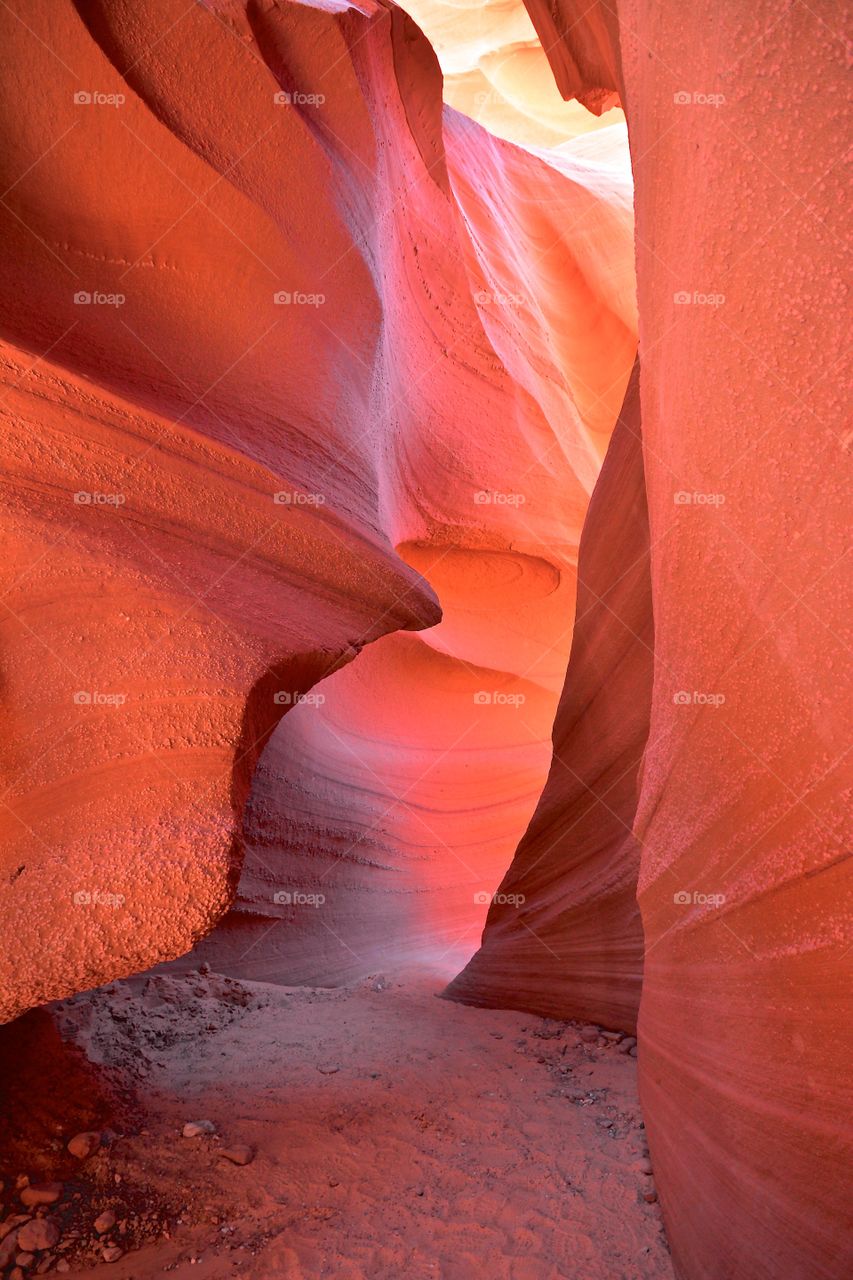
[0,0,849,1277]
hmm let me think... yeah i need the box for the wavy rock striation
[186,95,636,983]
[447,362,651,1031]
[0,0,634,1015]
[455,3,851,1277]
[0,0,452,1022]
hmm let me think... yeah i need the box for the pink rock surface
[490,3,851,1277]
[0,0,443,1021]
[447,363,651,1031]
[0,0,634,1016]
[160,19,636,983]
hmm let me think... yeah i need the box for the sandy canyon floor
[0,969,672,1279]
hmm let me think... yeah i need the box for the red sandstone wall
[447,363,651,1031]
[502,3,852,1276]
[0,0,635,1014]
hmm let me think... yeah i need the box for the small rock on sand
[94,1210,117,1234]
[617,1037,637,1054]
[20,1183,63,1208]
[317,1065,340,1074]
[67,1131,101,1159]
[16,1218,60,1252]
[102,1245,123,1262]
[183,1120,216,1138]
[0,1234,18,1269]
[579,1027,599,1043]
[217,1145,255,1166]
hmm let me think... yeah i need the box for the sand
[1,967,673,1279]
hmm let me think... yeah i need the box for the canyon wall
[461,2,850,1277]
[182,71,637,986]
[0,0,635,1014]
[447,362,650,1031]
[0,0,445,1021]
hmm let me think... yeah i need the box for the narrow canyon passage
[1,1,849,1278]
[1,967,671,1279]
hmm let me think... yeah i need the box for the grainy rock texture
[0,0,633,1016]
[472,3,851,1277]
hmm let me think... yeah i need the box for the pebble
[317,1065,340,1075]
[102,1245,124,1262]
[643,1189,658,1204]
[56,1263,70,1274]
[601,1031,622,1042]
[94,1210,117,1235]
[217,1145,255,1166]
[67,1131,101,1159]
[617,1037,637,1054]
[20,1183,63,1208]
[579,1027,599,1043]
[17,1218,60,1252]
[0,1220,28,1245]
[10,1268,24,1280]
[639,1159,653,1175]
[182,1120,216,1138]
[0,1234,18,1269]
[15,1254,35,1268]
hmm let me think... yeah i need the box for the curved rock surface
[182,99,636,983]
[447,362,651,1031]
[455,2,850,1277]
[0,0,634,1016]
[401,0,625,147]
[0,0,451,1022]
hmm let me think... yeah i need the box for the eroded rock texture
[462,2,850,1278]
[0,0,450,1021]
[447,363,651,1031]
[186,84,636,985]
[0,0,635,1015]
[402,0,625,147]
